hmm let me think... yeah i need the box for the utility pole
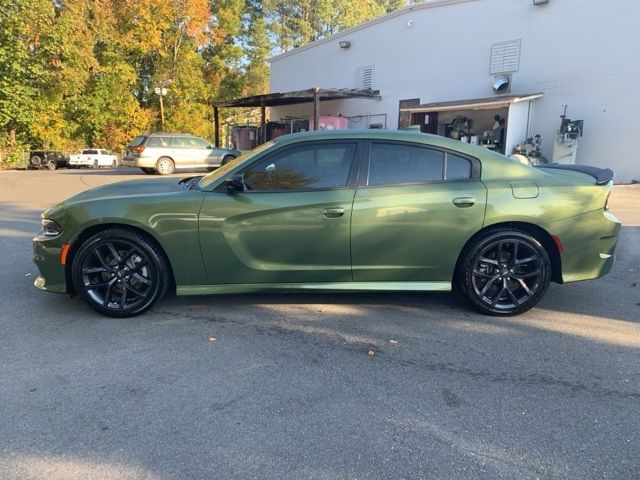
[155,87,168,130]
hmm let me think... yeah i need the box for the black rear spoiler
[535,164,614,185]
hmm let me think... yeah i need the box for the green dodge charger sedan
[33,130,621,317]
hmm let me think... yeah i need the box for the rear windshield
[127,136,146,148]
[83,149,98,154]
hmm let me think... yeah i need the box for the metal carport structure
[213,87,381,147]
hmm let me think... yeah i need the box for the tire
[92,160,99,169]
[71,228,169,317]
[47,160,57,171]
[140,168,156,175]
[30,155,42,168]
[459,229,551,316]
[111,159,117,169]
[156,157,175,175]
[221,154,235,166]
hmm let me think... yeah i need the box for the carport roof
[399,93,544,112]
[214,87,382,108]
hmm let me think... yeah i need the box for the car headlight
[41,217,63,237]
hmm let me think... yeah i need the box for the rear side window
[367,143,474,186]
[146,137,172,148]
[243,143,357,191]
[368,143,444,186]
[445,153,472,180]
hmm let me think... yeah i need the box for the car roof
[144,132,197,137]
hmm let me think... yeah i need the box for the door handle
[452,197,476,208]
[322,207,345,218]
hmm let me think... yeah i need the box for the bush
[0,151,29,169]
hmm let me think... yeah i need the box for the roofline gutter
[268,0,477,63]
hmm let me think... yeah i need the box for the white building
[267,0,639,183]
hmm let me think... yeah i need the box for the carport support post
[313,89,320,130]
[260,102,266,144]
[214,106,220,148]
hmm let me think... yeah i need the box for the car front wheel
[71,229,169,317]
[459,229,550,316]
[47,160,57,171]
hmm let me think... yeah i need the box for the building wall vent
[355,65,375,90]
[490,40,521,74]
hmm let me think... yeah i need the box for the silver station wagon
[123,133,240,175]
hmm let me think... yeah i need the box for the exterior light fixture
[492,75,511,94]
[533,0,550,5]
[339,40,351,49]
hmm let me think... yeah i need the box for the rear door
[199,140,362,285]
[350,141,487,283]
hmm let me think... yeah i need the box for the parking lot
[1,167,639,480]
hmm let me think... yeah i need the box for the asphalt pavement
[0,167,639,480]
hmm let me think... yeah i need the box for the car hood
[45,177,186,215]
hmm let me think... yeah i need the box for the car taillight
[133,145,145,155]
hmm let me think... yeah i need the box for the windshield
[198,141,276,189]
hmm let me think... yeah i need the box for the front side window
[191,137,211,148]
[243,143,357,191]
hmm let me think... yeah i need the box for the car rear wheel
[156,157,175,175]
[47,160,57,171]
[111,159,117,169]
[459,229,550,316]
[92,160,99,169]
[71,229,169,317]
[140,168,156,175]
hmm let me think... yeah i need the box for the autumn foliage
[0,0,410,154]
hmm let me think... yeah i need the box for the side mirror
[225,173,246,193]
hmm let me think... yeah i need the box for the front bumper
[549,209,621,283]
[32,235,67,293]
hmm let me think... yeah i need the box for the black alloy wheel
[460,229,550,316]
[71,229,169,317]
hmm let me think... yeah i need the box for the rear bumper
[548,210,621,283]
[123,157,157,168]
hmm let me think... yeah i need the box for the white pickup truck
[69,149,118,169]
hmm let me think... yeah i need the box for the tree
[0,0,57,147]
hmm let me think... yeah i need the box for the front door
[410,112,438,134]
[351,141,486,283]
[198,141,361,285]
